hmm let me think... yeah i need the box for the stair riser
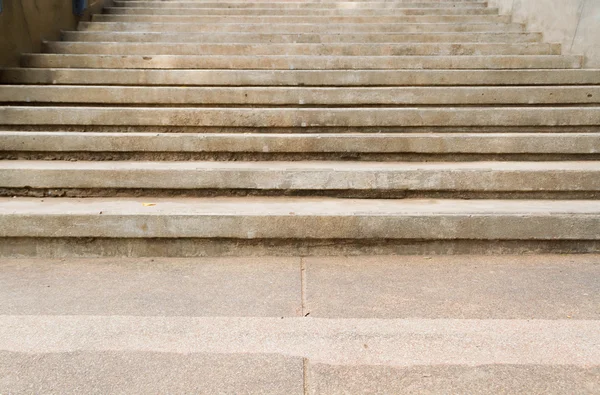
[61,31,543,44]
[3,107,599,127]
[4,238,600,258]
[20,54,583,69]
[43,42,560,56]
[3,132,599,160]
[1,212,599,239]
[2,168,600,194]
[112,1,490,9]
[91,14,512,23]
[3,86,598,105]
[118,0,489,3]
[6,152,599,163]
[3,69,596,86]
[103,7,499,15]
[5,188,600,200]
[78,22,525,33]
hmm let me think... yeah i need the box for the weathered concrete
[2,106,599,127]
[104,6,500,15]
[78,21,527,33]
[0,351,305,394]
[21,54,582,69]
[1,316,598,366]
[3,86,598,105]
[2,132,598,154]
[308,364,600,394]
[305,255,600,319]
[2,160,600,192]
[42,41,560,56]
[2,68,597,86]
[61,31,544,43]
[91,13,513,23]
[0,257,302,316]
[1,197,600,239]
[112,0,489,8]
[114,1,489,8]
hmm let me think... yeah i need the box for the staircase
[1,0,599,257]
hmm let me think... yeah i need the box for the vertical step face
[0,0,599,256]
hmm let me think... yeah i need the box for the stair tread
[3,197,600,215]
[2,106,599,127]
[3,160,600,170]
[3,68,598,86]
[2,131,598,155]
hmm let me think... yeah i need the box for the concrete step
[3,86,598,105]
[2,161,599,199]
[77,21,526,33]
[112,1,490,9]
[0,255,598,393]
[61,31,543,44]
[91,14,512,23]
[1,197,599,240]
[1,255,598,318]
[2,106,599,127]
[103,7,500,16]
[20,54,583,69]
[2,132,598,158]
[119,0,489,3]
[3,69,597,86]
[43,42,560,56]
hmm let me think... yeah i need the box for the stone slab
[2,106,599,126]
[307,364,600,395]
[1,132,599,154]
[2,160,600,191]
[0,351,304,395]
[105,6,499,16]
[0,257,301,316]
[43,41,559,56]
[62,31,543,43]
[6,86,598,104]
[113,0,488,8]
[1,316,598,365]
[2,68,597,85]
[91,13,512,23]
[0,197,600,239]
[304,255,600,319]
[115,1,488,8]
[78,21,526,33]
[21,54,583,69]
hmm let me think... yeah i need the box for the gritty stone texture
[62,31,542,44]
[6,69,597,86]
[0,257,302,317]
[2,132,599,154]
[3,106,600,127]
[2,160,600,193]
[43,41,559,56]
[307,364,600,395]
[3,86,598,105]
[92,13,512,24]
[19,54,583,69]
[9,68,600,86]
[78,21,527,34]
[0,351,304,395]
[8,84,600,104]
[1,197,600,240]
[305,255,600,319]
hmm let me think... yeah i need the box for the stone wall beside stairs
[489,0,600,67]
[0,0,110,67]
